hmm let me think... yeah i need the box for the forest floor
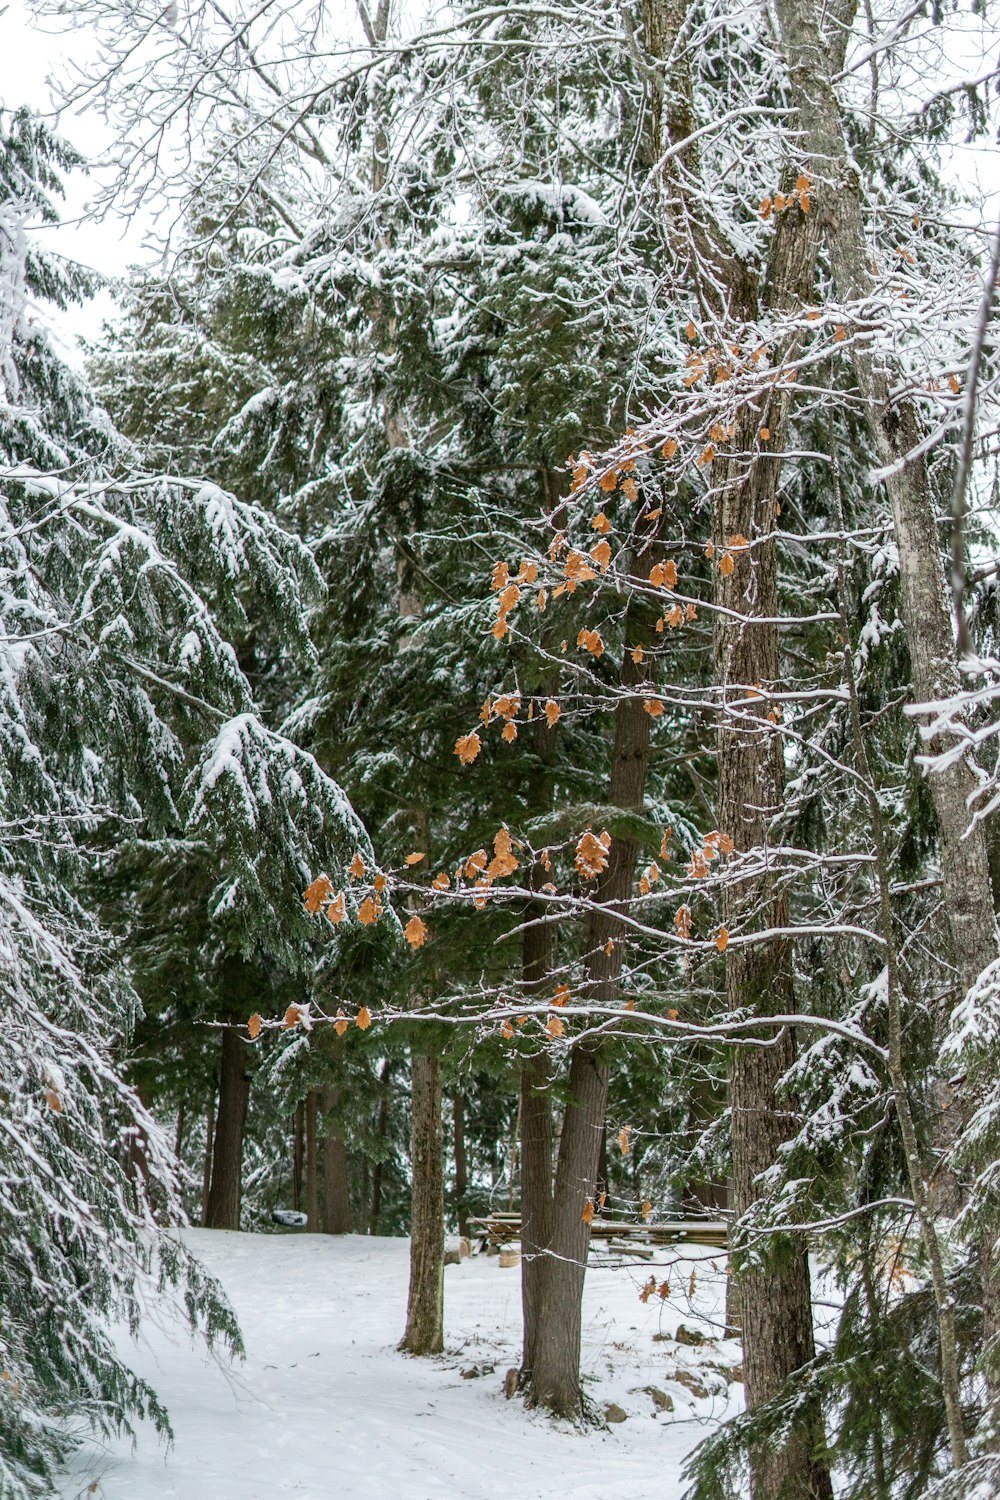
[58,1229,744,1500]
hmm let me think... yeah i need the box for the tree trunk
[292,1100,305,1213]
[174,1100,186,1162]
[401,1050,444,1355]
[305,1088,319,1232]
[205,1022,250,1231]
[520,1050,553,1379]
[453,1092,470,1238]
[772,0,1000,1422]
[369,1058,393,1236]
[773,0,997,1014]
[322,1086,352,1234]
[529,613,654,1417]
[200,1092,215,1227]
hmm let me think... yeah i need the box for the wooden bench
[466,1213,728,1252]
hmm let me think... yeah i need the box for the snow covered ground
[58,1230,743,1500]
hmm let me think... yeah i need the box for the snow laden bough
[0,878,241,1500]
[0,102,370,1495]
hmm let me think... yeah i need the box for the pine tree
[0,101,368,1494]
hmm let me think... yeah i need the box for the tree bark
[205,1022,250,1231]
[200,1092,215,1227]
[401,1050,445,1355]
[174,1100,186,1162]
[453,1092,470,1238]
[322,1086,352,1234]
[369,1058,393,1235]
[305,1088,319,1232]
[528,614,653,1417]
[772,0,1000,1423]
[292,1100,305,1213]
[773,0,997,1013]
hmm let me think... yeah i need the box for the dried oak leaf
[303,874,334,913]
[403,914,429,949]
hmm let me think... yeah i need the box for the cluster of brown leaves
[760,172,811,220]
[639,1276,672,1304]
[576,829,611,879]
[490,558,542,639]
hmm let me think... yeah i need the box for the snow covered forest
[2,0,1000,1494]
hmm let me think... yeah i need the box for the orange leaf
[719,551,735,576]
[719,833,735,854]
[547,1014,566,1039]
[675,904,692,940]
[248,1013,263,1040]
[334,1008,349,1037]
[716,926,729,953]
[599,470,619,492]
[576,627,605,658]
[685,320,697,341]
[553,982,571,1007]
[500,1019,514,1040]
[373,873,388,893]
[349,851,366,881]
[403,914,428,948]
[591,539,612,571]
[545,699,560,728]
[642,1199,652,1221]
[575,829,611,879]
[591,511,610,534]
[466,849,488,876]
[536,588,548,612]
[326,891,346,925]
[45,1088,62,1113]
[663,559,678,588]
[283,1004,304,1030]
[358,896,381,926]
[631,644,644,664]
[303,874,334,913]
[501,721,518,742]
[643,697,664,717]
[704,540,715,559]
[499,583,521,614]
[492,617,509,640]
[432,870,450,889]
[618,1126,632,1156]
[356,1006,372,1031]
[518,559,540,584]
[621,477,638,502]
[581,1199,595,1224]
[454,732,482,765]
[661,437,679,459]
[491,560,511,591]
[405,851,426,866]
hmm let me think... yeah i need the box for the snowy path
[58,1230,741,1500]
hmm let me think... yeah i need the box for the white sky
[0,0,152,362]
